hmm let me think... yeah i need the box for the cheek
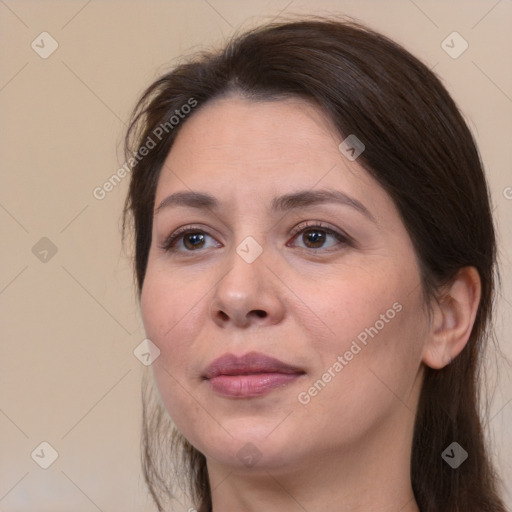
[332,289,425,403]
[296,288,426,445]
[140,267,207,374]
[306,262,427,391]
[304,268,406,350]
[140,270,210,434]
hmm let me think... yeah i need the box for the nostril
[217,311,229,321]
[214,309,267,323]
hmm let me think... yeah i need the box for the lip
[203,351,305,398]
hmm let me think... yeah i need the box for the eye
[287,222,350,251]
[160,222,351,254]
[159,226,221,253]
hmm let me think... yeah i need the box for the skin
[141,95,481,512]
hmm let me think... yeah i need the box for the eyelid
[159,221,353,253]
[158,224,219,252]
[287,221,353,249]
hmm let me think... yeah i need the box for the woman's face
[141,95,430,475]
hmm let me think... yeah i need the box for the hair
[122,17,507,512]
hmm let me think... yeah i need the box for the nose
[210,246,286,329]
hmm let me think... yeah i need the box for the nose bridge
[210,234,285,327]
[219,235,267,306]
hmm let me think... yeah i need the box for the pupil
[185,233,204,249]
[305,230,325,248]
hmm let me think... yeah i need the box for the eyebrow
[154,189,376,222]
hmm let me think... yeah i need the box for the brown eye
[182,232,206,250]
[302,229,327,249]
[160,228,220,253]
[289,223,349,251]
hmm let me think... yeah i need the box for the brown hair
[123,17,507,512]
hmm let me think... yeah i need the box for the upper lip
[203,351,305,379]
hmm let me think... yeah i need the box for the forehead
[155,95,371,197]
[172,95,339,151]
[151,95,412,252]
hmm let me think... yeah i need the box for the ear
[422,267,481,369]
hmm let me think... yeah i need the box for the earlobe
[422,267,481,370]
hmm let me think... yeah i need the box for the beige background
[1,1,511,511]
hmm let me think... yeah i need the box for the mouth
[203,351,306,398]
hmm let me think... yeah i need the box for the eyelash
[159,221,352,254]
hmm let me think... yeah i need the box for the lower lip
[207,373,303,398]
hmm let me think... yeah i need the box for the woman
[122,18,508,512]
